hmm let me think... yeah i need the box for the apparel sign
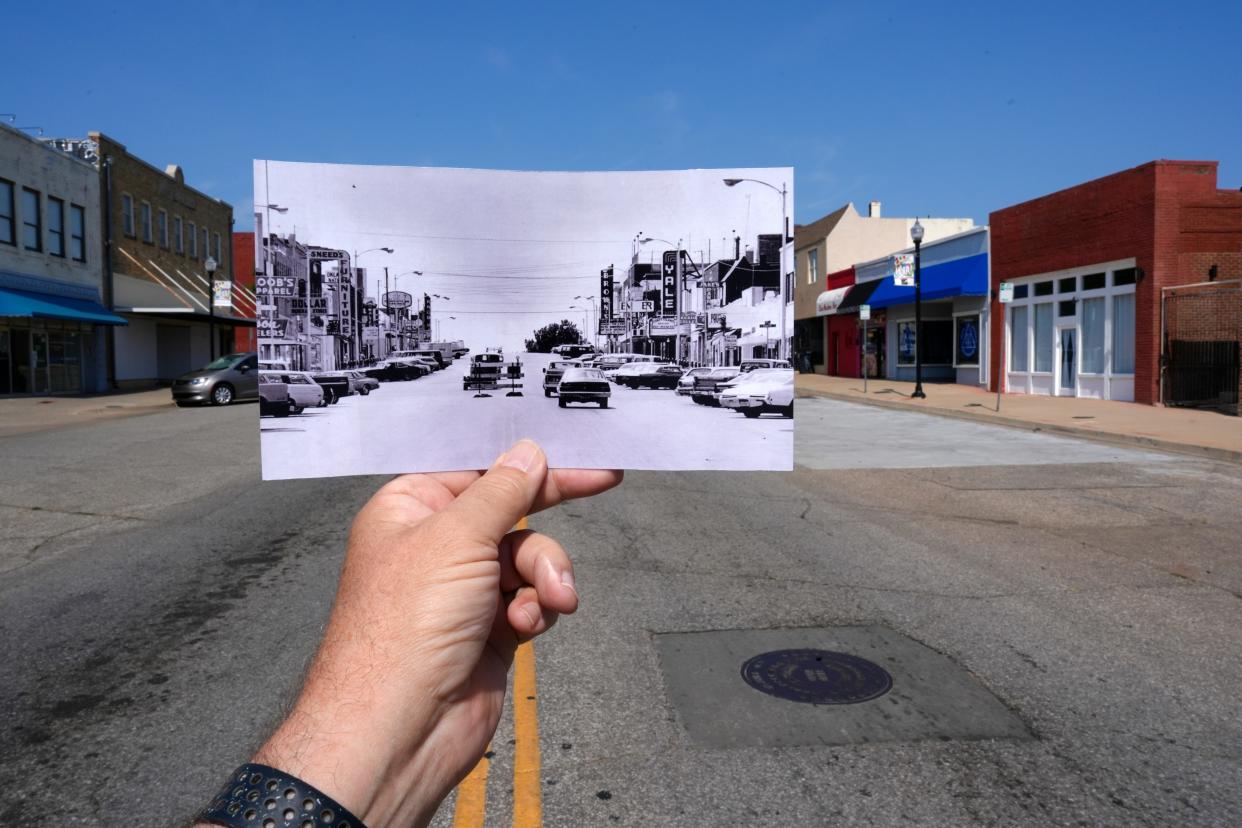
[894,254,915,287]
[256,275,297,297]
[661,251,677,316]
[600,266,613,321]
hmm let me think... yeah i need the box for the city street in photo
[254,161,795,479]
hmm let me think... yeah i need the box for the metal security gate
[1162,281,1241,414]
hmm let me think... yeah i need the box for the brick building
[989,160,1242,408]
[230,231,258,352]
[47,132,252,387]
[1,122,126,394]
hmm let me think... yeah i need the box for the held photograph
[254,161,795,479]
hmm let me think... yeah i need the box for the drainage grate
[741,649,892,705]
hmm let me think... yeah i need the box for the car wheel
[782,402,794,418]
[211,383,234,405]
[544,389,552,398]
[558,399,567,408]
[273,402,291,418]
[360,387,369,396]
[290,405,304,415]
[743,408,761,418]
[600,399,608,409]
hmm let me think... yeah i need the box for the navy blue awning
[865,253,988,309]
[0,287,128,325]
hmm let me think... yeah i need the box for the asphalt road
[260,352,792,479]
[2,395,1240,827]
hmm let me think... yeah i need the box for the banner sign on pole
[213,280,233,309]
[661,251,677,316]
[600,266,613,321]
[894,253,915,287]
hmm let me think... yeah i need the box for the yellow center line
[512,640,542,828]
[450,743,491,828]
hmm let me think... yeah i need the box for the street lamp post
[205,255,218,360]
[724,178,789,361]
[573,295,598,350]
[759,320,776,358]
[910,219,926,399]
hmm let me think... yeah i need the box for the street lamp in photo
[574,294,598,349]
[910,218,926,399]
[723,177,789,361]
[205,255,218,360]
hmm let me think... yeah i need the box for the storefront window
[897,321,916,365]
[1113,293,1136,373]
[955,315,980,366]
[1010,306,1028,371]
[1081,297,1105,373]
[1033,303,1053,372]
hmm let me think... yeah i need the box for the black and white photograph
[254,161,795,479]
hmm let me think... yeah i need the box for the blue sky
[7,0,1240,230]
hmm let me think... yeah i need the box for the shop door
[31,331,50,394]
[1058,328,1077,396]
[829,331,839,375]
[156,324,192,381]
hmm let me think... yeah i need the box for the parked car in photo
[364,360,421,382]
[629,363,684,389]
[410,356,440,374]
[719,369,795,418]
[261,370,323,412]
[464,350,505,390]
[258,372,291,417]
[172,352,258,407]
[309,372,351,404]
[676,367,714,396]
[346,370,380,395]
[542,360,578,396]
[556,367,611,408]
[611,361,661,387]
[739,358,792,373]
[551,343,597,359]
[691,366,741,405]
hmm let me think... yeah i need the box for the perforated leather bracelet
[198,763,367,828]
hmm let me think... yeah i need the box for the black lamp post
[910,219,926,399]
[205,255,218,360]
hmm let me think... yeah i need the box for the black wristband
[198,763,367,828]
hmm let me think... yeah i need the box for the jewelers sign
[257,317,288,339]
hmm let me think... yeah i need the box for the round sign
[741,649,892,705]
[384,291,413,309]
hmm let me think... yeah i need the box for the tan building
[48,132,251,387]
[2,122,125,394]
[794,201,974,372]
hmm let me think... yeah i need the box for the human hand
[244,440,621,827]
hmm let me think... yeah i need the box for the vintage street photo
[254,161,794,479]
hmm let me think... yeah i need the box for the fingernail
[500,439,539,473]
[521,603,540,628]
[560,570,577,595]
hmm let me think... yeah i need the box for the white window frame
[807,248,819,285]
[121,193,135,237]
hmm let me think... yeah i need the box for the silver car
[172,352,258,406]
[260,370,324,413]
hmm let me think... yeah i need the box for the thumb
[438,439,547,545]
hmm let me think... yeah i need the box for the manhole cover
[741,648,892,705]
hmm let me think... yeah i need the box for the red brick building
[989,160,1242,407]
[231,231,257,351]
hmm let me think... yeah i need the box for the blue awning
[0,287,128,325]
[865,252,989,310]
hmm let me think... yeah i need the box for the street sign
[894,253,915,287]
[999,282,1015,303]
[600,266,613,321]
[598,320,627,335]
[631,300,655,313]
[384,291,412,309]
[256,275,297,297]
[860,304,871,321]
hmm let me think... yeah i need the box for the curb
[796,386,1242,465]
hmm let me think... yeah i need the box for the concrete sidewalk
[0,388,174,438]
[796,373,1242,462]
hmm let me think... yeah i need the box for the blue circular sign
[741,649,893,705]
[959,320,978,359]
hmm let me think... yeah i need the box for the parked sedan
[346,370,380,395]
[542,360,578,396]
[629,363,683,389]
[309,372,351,405]
[260,370,323,413]
[172,352,258,406]
[258,372,291,417]
[690,366,741,406]
[676,367,714,396]
[719,369,795,417]
[612,361,661,387]
[557,368,611,408]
